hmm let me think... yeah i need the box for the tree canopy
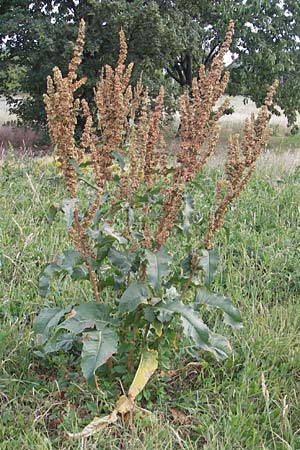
[1,0,300,126]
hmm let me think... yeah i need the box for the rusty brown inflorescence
[204,80,279,250]
[44,19,278,302]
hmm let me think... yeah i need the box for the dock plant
[34,19,278,437]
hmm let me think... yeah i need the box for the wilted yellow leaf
[67,410,118,439]
[115,394,134,415]
[68,348,158,439]
[128,348,158,400]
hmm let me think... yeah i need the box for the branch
[166,67,181,85]
[203,43,220,68]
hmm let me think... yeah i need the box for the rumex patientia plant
[34,19,278,436]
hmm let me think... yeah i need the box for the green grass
[1,151,300,449]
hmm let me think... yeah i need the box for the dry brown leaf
[170,407,189,424]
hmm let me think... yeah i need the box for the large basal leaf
[208,333,232,361]
[198,249,219,287]
[33,306,71,344]
[157,300,232,361]
[118,281,151,313]
[58,303,113,335]
[196,289,242,329]
[43,332,76,353]
[80,329,118,382]
[68,349,157,438]
[145,248,172,294]
[157,300,210,346]
[71,264,89,281]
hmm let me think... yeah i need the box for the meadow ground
[1,101,300,449]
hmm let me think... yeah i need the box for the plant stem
[128,350,134,373]
[107,357,113,378]
[143,323,150,341]
[73,210,101,303]
[180,254,199,301]
[86,262,100,303]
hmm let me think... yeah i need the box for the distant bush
[0,124,48,157]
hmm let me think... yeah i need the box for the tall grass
[1,153,300,449]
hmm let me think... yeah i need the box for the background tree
[0,0,299,127]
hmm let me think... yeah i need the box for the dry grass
[0,125,40,149]
[219,95,300,129]
[0,97,17,125]
[0,98,46,157]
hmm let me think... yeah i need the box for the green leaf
[198,249,219,287]
[183,192,194,234]
[145,248,172,294]
[157,300,232,361]
[33,306,71,345]
[44,332,76,353]
[118,281,151,313]
[94,235,116,262]
[108,248,134,274]
[56,250,82,274]
[157,300,209,345]
[71,264,89,280]
[39,250,83,296]
[102,223,127,244]
[112,150,125,169]
[39,262,61,297]
[69,157,82,175]
[58,303,112,335]
[46,203,60,225]
[208,333,232,361]
[80,329,118,382]
[196,289,242,329]
[61,197,78,229]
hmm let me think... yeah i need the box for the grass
[1,146,300,449]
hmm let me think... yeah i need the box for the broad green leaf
[157,300,209,346]
[39,250,83,296]
[145,248,172,294]
[95,235,116,262]
[33,306,71,344]
[56,250,82,274]
[39,262,61,297]
[71,264,89,280]
[102,223,127,244]
[58,303,113,334]
[80,329,118,382]
[208,333,232,361]
[196,289,242,329]
[61,197,78,229]
[198,249,219,287]
[108,248,134,274]
[44,332,76,353]
[144,306,156,323]
[118,281,151,313]
[128,349,158,400]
